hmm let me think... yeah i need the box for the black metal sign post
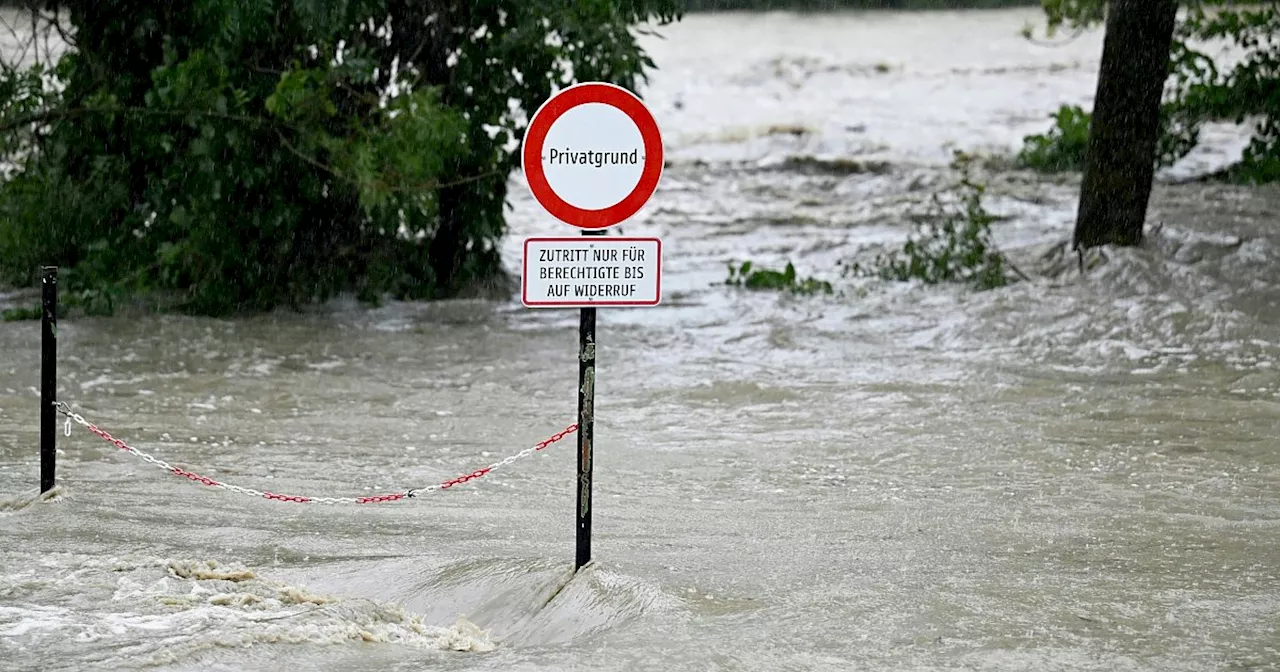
[40,266,57,494]
[520,82,664,574]
[576,229,603,571]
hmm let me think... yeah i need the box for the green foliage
[1017,103,1202,173]
[1038,0,1105,37]
[1026,0,1280,183]
[1017,104,1091,172]
[1174,2,1280,183]
[725,260,834,295]
[0,1,682,314]
[848,153,1011,290]
[1,305,40,321]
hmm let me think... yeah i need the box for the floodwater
[2,7,1279,671]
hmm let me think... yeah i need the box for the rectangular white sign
[522,237,662,308]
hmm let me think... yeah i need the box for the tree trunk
[1073,0,1178,250]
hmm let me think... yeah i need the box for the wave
[279,556,684,648]
[0,485,64,513]
[0,554,496,670]
[915,221,1280,376]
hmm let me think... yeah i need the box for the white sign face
[522,237,661,308]
[540,103,646,211]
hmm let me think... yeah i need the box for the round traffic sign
[521,82,664,230]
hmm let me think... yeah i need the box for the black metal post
[40,266,57,494]
[576,230,603,571]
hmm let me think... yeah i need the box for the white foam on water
[0,555,496,668]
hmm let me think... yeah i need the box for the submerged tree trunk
[1073,0,1178,250]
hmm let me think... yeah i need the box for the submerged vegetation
[845,152,1016,291]
[1,305,41,321]
[1018,103,1201,174]
[1017,104,1091,173]
[727,153,1016,296]
[725,260,834,295]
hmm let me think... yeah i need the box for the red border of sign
[521,83,664,230]
[522,237,662,307]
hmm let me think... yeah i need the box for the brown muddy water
[2,7,1279,672]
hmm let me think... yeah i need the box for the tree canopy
[0,1,681,315]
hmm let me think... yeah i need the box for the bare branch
[0,3,70,73]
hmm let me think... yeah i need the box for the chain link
[51,400,577,505]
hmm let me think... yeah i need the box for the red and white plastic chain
[52,400,577,504]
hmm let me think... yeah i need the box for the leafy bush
[1017,104,1091,173]
[848,152,1014,290]
[1018,103,1201,174]
[725,260,833,295]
